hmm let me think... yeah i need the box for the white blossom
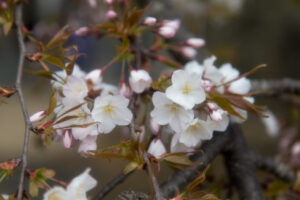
[63,75,88,100]
[54,99,98,140]
[150,91,194,132]
[105,10,118,20]
[85,69,102,85]
[158,26,176,38]
[179,118,213,147]
[78,135,98,154]
[170,133,193,153]
[202,56,223,84]
[161,19,180,30]
[184,60,204,76]
[166,70,206,109]
[43,168,97,200]
[208,113,229,132]
[147,139,167,158]
[129,70,152,94]
[228,77,251,94]
[92,94,133,133]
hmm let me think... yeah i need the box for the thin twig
[15,3,32,200]
[144,153,165,200]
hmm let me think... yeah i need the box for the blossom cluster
[49,65,133,153]
[148,56,253,157]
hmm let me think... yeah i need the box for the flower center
[104,104,115,118]
[187,124,199,133]
[182,84,191,94]
[168,104,179,113]
[49,194,63,200]
[76,86,83,93]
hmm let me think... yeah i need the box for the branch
[93,170,135,200]
[251,79,300,96]
[15,2,32,200]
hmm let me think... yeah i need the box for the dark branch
[93,170,135,200]
[15,2,32,200]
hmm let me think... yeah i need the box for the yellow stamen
[104,104,115,118]
[182,84,191,94]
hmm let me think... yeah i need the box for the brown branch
[15,2,32,200]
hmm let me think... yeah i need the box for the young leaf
[25,69,55,81]
[47,87,57,116]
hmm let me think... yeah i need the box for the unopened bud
[105,10,118,21]
[119,82,132,98]
[75,27,90,37]
[143,17,157,26]
[201,80,213,91]
[85,69,103,85]
[30,110,47,123]
[186,37,205,48]
[62,129,72,148]
[158,26,176,38]
[78,136,97,153]
[147,139,167,158]
[129,69,152,94]
[162,19,180,30]
[210,110,223,121]
[104,0,114,5]
[1,2,7,9]
[180,46,197,59]
[88,0,97,8]
[150,118,160,134]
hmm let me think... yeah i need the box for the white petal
[113,107,133,125]
[219,63,239,82]
[147,139,167,158]
[229,77,251,94]
[97,119,115,133]
[43,186,68,200]
[67,168,97,193]
[184,60,203,75]
[78,136,98,153]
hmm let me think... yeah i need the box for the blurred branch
[251,79,300,96]
[14,2,32,200]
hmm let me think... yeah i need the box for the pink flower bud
[291,142,300,156]
[158,26,176,38]
[210,110,223,121]
[129,69,152,94]
[201,80,213,91]
[186,37,205,48]
[85,69,103,85]
[75,27,90,37]
[62,130,72,148]
[162,19,181,30]
[143,17,157,26]
[78,136,97,153]
[207,102,217,110]
[105,10,118,21]
[1,2,7,9]
[30,110,47,123]
[119,82,132,98]
[104,0,114,5]
[180,46,197,59]
[150,118,160,135]
[88,0,97,8]
[147,139,167,158]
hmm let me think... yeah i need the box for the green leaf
[3,21,12,35]
[151,75,171,91]
[163,154,196,168]
[47,87,57,116]
[123,162,138,174]
[42,54,65,69]
[210,93,246,120]
[46,25,72,49]
[25,69,55,81]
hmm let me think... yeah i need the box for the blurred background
[1,0,300,199]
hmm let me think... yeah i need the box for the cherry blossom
[78,135,98,153]
[43,168,97,200]
[179,118,213,147]
[62,75,88,100]
[143,17,157,26]
[92,94,133,133]
[85,69,103,85]
[186,37,205,48]
[147,139,167,158]
[170,133,193,153]
[129,69,152,94]
[150,91,194,132]
[166,70,206,109]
